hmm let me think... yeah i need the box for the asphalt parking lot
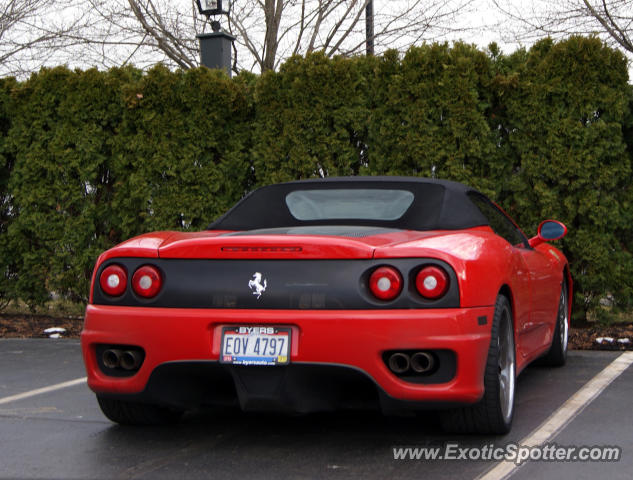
[0,339,631,480]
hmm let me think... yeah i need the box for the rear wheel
[441,294,516,434]
[96,395,183,426]
[540,279,569,367]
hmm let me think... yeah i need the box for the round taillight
[369,266,403,301]
[416,266,449,299]
[99,265,127,297]
[132,265,162,298]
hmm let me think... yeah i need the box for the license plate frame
[220,326,291,366]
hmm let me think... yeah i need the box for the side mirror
[528,220,567,248]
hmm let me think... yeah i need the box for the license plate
[220,326,291,366]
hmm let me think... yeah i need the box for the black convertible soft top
[208,176,490,231]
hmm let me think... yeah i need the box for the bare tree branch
[0,0,92,76]
[0,0,474,77]
[583,0,633,51]
[492,0,633,55]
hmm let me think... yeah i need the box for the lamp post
[365,0,374,56]
[196,0,235,76]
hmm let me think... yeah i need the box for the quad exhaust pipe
[102,349,122,369]
[387,351,436,375]
[410,352,435,373]
[102,348,143,371]
[388,352,410,374]
[120,350,143,371]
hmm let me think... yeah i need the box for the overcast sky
[2,0,630,78]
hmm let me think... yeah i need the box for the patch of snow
[43,327,66,334]
[599,295,615,307]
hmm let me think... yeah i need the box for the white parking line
[477,351,633,480]
[0,377,87,405]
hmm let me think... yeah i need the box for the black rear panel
[93,258,459,309]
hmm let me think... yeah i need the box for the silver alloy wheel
[559,286,569,354]
[498,309,515,424]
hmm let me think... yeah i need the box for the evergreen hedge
[0,36,631,321]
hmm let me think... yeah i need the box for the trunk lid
[157,226,437,259]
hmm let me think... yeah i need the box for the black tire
[96,395,183,426]
[540,279,569,367]
[441,294,516,435]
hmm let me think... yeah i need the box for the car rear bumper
[81,305,495,411]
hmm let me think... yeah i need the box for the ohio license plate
[220,326,291,366]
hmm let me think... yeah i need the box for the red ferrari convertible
[81,177,570,434]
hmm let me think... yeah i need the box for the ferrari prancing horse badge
[248,272,267,299]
